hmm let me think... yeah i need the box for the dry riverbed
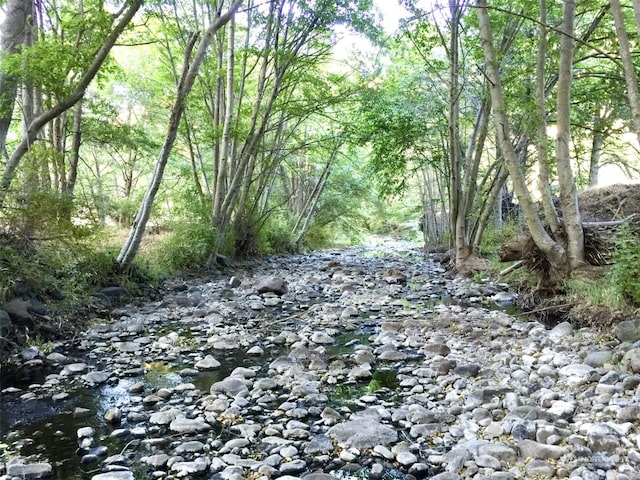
[2,240,640,480]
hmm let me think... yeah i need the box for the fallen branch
[499,260,524,276]
[582,214,637,228]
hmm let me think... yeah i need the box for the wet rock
[104,408,122,424]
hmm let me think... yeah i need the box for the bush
[608,224,640,305]
[147,220,217,274]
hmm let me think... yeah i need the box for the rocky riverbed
[2,240,640,480]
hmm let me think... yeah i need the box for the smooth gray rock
[6,462,53,479]
[304,435,334,454]
[327,418,397,448]
[149,408,180,425]
[169,416,211,434]
[517,439,568,459]
[614,318,640,342]
[256,277,288,296]
[210,377,250,397]
[91,473,134,480]
[525,459,555,478]
[195,355,221,370]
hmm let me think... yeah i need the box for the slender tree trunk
[66,100,83,195]
[535,0,559,233]
[293,162,331,249]
[213,15,235,223]
[588,107,609,186]
[555,0,584,269]
[448,0,467,264]
[0,0,30,158]
[476,0,567,271]
[117,0,243,268]
[611,0,640,146]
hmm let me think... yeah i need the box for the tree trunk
[535,0,559,233]
[66,100,83,196]
[555,0,584,269]
[611,0,640,146]
[589,110,606,186]
[476,0,567,271]
[0,0,30,158]
[117,0,243,269]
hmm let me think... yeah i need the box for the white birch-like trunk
[476,0,567,269]
[555,0,584,269]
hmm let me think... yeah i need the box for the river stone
[475,454,501,469]
[104,407,122,424]
[64,362,88,375]
[311,331,334,344]
[6,461,53,479]
[195,355,221,370]
[90,473,135,480]
[149,408,181,425]
[526,459,555,478]
[622,348,640,373]
[114,342,139,353]
[614,318,640,342]
[517,439,568,459]
[584,350,613,367]
[141,454,170,468]
[77,426,95,439]
[618,405,640,422]
[257,277,288,295]
[210,377,250,396]
[279,459,307,475]
[304,434,334,454]
[327,418,397,448]
[169,415,211,434]
[424,343,451,357]
[442,448,471,472]
[548,321,573,341]
[175,440,205,454]
[247,345,264,355]
[477,443,517,463]
[83,371,111,386]
[170,457,209,475]
[396,451,417,465]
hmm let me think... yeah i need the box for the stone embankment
[2,241,640,480]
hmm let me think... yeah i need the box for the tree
[0,0,143,207]
[0,0,31,158]
[117,0,244,268]
[476,0,592,279]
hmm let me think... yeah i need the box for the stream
[2,240,640,480]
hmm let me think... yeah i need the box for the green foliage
[259,217,295,255]
[148,220,217,274]
[146,191,217,273]
[608,225,640,306]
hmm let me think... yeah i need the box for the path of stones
[3,241,640,480]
